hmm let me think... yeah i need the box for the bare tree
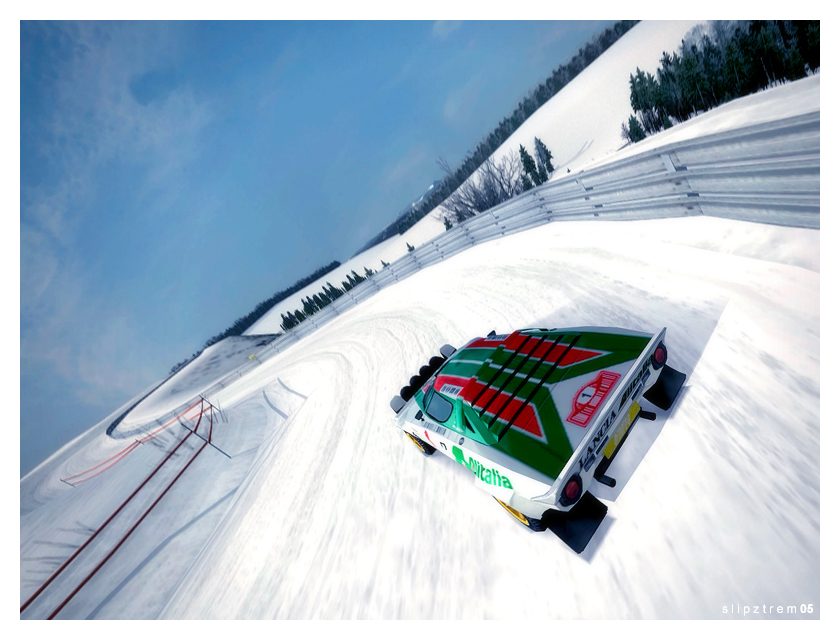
[438,150,525,227]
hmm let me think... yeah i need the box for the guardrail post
[660,152,678,173]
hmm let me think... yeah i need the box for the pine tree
[380,259,390,268]
[364,266,375,277]
[519,144,542,187]
[537,163,548,185]
[521,172,534,191]
[534,137,554,174]
[699,34,724,108]
[630,68,661,132]
[282,312,297,331]
[793,20,819,72]
[625,115,646,142]
[622,19,818,145]
[406,242,415,252]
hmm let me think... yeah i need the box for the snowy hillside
[20,22,819,620]
[483,20,705,173]
[244,20,705,335]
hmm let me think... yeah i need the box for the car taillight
[559,474,582,506]
[651,343,667,370]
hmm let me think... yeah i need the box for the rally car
[390,327,685,552]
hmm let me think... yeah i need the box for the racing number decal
[567,371,621,427]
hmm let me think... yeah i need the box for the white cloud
[27,23,211,237]
[21,22,212,406]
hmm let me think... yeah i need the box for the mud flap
[542,492,608,554]
[643,364,686,411]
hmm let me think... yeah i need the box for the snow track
[20,214,819,619]
[155,216,818,619]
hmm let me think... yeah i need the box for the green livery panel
[417,328,651,479]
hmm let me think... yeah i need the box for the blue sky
[20,20,614,474]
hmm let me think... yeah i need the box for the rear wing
[533,327,668,507]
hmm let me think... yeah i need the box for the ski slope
[20,22,820,619]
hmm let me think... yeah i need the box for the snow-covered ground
[160,216,819,619]
[21,214,819,619]
[20,21,820,620]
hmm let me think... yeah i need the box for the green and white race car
[390,327,685,552]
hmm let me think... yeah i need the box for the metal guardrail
[117,110,820,435]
